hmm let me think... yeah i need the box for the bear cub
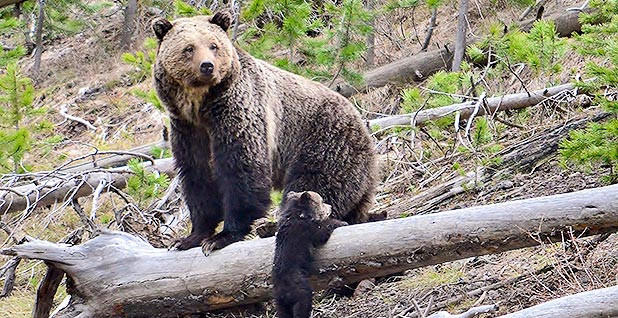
[273,191,347,318]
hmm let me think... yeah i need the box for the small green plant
[0,63,55,173]
[473,20,567,79]
[174,0,211,17]
[126,159,171,205]
[132,88,163,112]
[559,0,618,183]
[150,146,172,159]
[122,37,158,82]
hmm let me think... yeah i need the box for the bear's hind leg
[291,291,312,318]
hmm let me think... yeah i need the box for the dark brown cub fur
[273,191,347,318]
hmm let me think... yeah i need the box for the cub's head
[279,191,332,221]
[152,10,236,89]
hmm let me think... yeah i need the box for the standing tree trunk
[32,0,45,74]
[121,0,138,49]
[365,0,375,67]
[452,0,468,71]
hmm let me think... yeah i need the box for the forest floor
[2,0,617,317]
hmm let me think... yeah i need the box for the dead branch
[384,112,611,217]
[60,140,168,173]
[333,10,585,97]
[0,158,175,214]
[427,304,497,318]
[368,82,576,130]
[3,184,618,317]
[58,104,96,130]
[420,8,438,52]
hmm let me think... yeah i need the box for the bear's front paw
[171,232,212,251]
[201,231,246,256]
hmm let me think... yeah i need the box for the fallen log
[3,184,618,317]
[334,10,584,97]
[0,158,174,214]
[497,285,618,318]
[368,82,575,130]
[0,0,25,9]
[60,140,169,173]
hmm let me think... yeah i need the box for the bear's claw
[171,232,212,251]
[201,231,246,256]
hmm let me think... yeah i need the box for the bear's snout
[200,61,215,76]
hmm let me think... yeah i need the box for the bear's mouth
[186,75,215,88]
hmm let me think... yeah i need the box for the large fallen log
[334,10,584,97]
[368,82,575,130]
[3,184,618,317]
[0,158,174,214]
[0,0,25,9]
[497,285,618,318]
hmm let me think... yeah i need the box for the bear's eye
[183,45,194,54]
[209,43,218,51]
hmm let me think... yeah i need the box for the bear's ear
[152,18,173,41]
[210,10,233,31]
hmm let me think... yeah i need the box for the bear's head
[152,11,237,89]
[280,191,332,220]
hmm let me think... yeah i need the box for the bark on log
[32,0,45,74]
[368,82,574,129]
[0,158,175,214]
[0,0,25,9]
[3,184,618,317]
[496,285,618,318]
[60,140,169,173]
[333,10,584,97]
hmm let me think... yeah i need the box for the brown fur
[152,11,379,254]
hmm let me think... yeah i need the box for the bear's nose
[200,61,214,75]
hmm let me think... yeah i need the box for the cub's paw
[171,232,212,251]
[332,219,349,229]
[201,231,246,256]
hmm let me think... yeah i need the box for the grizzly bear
[152,10,378,254]
[273,191,347,318]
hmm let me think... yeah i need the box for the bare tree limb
[368,82,576,130]
[427,304,497,318]
[334,9,586,97]
[0,158,175,214]
[420,8,438,52]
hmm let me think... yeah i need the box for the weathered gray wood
[334,10,584,97]
[497,285,618,318]
[0,0,25,9]
[0,158,175,214]
[3,184,618,317]
[368,82,574,129]
[61,140,169,173]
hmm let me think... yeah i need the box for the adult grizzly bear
[152,11,378,254]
